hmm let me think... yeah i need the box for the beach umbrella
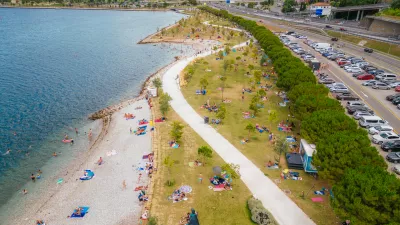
[212,166,222,175]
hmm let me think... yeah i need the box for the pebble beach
[3,100,152,225]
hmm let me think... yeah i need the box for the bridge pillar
[356,10,360,21]
[360,10,364,20]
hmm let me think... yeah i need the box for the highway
[211,3,400,44]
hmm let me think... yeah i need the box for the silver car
[372,82,391,90]
[362,80,379,86]
[353,111,374,120]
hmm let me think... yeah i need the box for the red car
[357,74,375,80]
[396,86,400,92]
[340,27,347,31]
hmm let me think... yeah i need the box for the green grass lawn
[151,11,247,45]
[180,46,340,225]
[151,99,254,225]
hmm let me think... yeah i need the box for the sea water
[0,8,189,208]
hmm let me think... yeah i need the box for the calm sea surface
[0,8,186,206]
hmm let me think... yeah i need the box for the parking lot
[281,33,400,175]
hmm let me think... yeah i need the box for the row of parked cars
[279,32,400,172]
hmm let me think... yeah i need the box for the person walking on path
[198,173,203,184]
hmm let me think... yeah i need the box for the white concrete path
[162,42,315,225]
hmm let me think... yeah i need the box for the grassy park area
[150,11,247,45]
[179,42,340,224]
[150,95,254,225]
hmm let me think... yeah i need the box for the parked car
[381,140,400,152]
[396,86,400,92]
[369,69,385,75]
[344,64,359,70]
[386,152,400,163]
[372,82,391,90]
[346,67,363,73]
[386,93,400,101]
[372,132,400,145]
[392,96,400,105]
[330,86,349,93]
[346,101,365,108]
[362,80,379,86]
[369,125,394,135]
[353,111,373,120]
[352,71,365,78]
[392,165,400,175]
[325,25,332,28]
[340,27,347,31]
[357,74,375,80]
[318,78,335,84]
[364,48,373,53]
[389,82,400,88]
[331,37,338,41]
[347,105,373,115]
[336,92,359,101]
[364,66,377,71]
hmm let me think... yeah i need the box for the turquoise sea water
[0,8,186,206]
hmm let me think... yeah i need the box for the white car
[298,35,307,39]
[344,64,359,70]
[293,48,303,53]
[372,132,400,145]
[362,80,379,86]
[353,111,373,120]
[346,101,365,108]
[346,67,363,73]
[330,86,349,93]
[368,125,394,135]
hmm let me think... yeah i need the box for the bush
[248,197,278,225]
[148,216,158,225]
[221,163,240,179]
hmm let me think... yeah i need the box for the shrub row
[200,6,400,225]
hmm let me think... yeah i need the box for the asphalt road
[212,3,400,44]
[287,35,400,173]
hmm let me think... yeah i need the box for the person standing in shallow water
[31,174,36,182]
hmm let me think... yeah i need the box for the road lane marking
[361,91,368,98]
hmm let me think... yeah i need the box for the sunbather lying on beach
[36,220,45,225]
[73,207,82,216]
[97,157,103,165]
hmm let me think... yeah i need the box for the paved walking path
[162,42,315,225]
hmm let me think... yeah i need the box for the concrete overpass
[331,3,390,21]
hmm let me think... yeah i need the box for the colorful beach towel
[70,206,90,218]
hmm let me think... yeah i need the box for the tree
[229,30,234,38]
[245,123,255,139]
[191,27,195,34]
[257,89,266,97]
[163,155,175,186]
[249,102,260,117]
[392,0,400,9]
[282,0,296,12]
[274,136,289,166]
[293,95,344,121]
[301,110,358,143]
[248,2,255,8]
[218,50,224,59]
[287,83,329,103]
[200,77,209,90]
[268,110,278,125]
[332,166,400,224]
[253,70,262,84]
[223,59,233,75]
[198,146,213,165]
[170,121,184,143]
[220,76,227,100]
[224,45,231,55]
[216,103,226,120]
[248,64,254,70]
[314,130,387,181]
[159,92,172,116]
[299,2,306,11]
[152,77,162,88]
[188,0,197,5]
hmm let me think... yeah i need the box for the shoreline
[0,5,171,11]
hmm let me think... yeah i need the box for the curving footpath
[162,41,316,225]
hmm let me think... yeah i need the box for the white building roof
[301,139,316,156]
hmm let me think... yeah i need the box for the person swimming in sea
[64,134,69,140]
[53,152,57,157]
[2,149,11,155]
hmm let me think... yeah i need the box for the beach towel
[188,162,195,167]
[179,185,192,193]
[57,178,63,184]
[311,197,324,202]
[136,131,147,136]
[70,206,90,218]
[171,143,180,148]
[80,170,94,181]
